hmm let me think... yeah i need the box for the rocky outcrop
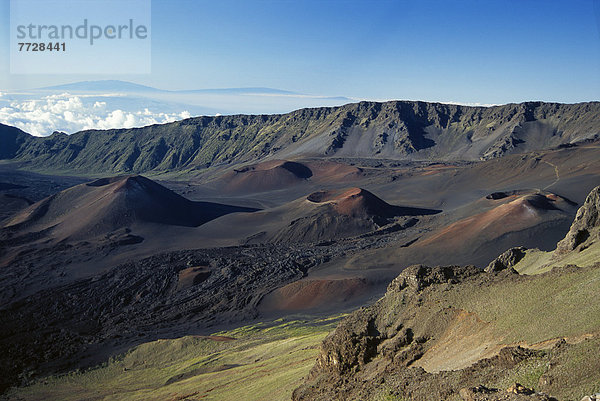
[304,265,481,376]
[293,264,497,401]
[485,246,527,273]
[460,383,557,401]
[293,261,588,401]
[311,264,481,376]
[556,185,600,254]
[386,263,481,292]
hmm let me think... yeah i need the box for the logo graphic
[10,0,151,74]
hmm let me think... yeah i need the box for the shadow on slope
[344,190,577,271]
[268,187,440,244]
[222,160,313,193]
[216,159,364,195]
[3,175,259,242]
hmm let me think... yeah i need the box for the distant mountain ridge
[38,80,300,95]
[1,100,599,175]
[39,80,163,93]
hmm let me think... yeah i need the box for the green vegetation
[8,316,342,401]
[544,337,600,400]
[513,248,555,275]
[558,244,600,270]
[504,357,547,390]
[515,241,600,276]
[373,389,413,401]
[372,342,599,401]
[479,338,600,400]
[446,265,600,344]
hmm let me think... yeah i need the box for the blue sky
[1,0,599,104]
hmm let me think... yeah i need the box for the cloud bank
[0,93,191,136]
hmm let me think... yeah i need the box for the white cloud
[0,93,192,136]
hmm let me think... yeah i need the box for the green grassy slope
[447,264,600,344]
[7,317,342,401]
[515,242,600,276]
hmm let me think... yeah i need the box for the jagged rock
[556,185,600,254]
[485,247,527,273]
[460,385,498,401]
[507,383,534,395]
[482,132,524,160]
[387,264,480,293]
[313,308,380,376]
[460,384,556,401]
[309,264,481,380]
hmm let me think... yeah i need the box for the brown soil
[176,266,212,291]
[260,277,370,312]
[415,310,504,373]
[306,187,440,218]
[419,193,565,249]
[3,175,258,241]
[222,160,313,193]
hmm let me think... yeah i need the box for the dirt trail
[542,160,560,190]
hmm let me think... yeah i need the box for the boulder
[507,383,534,395]
[556,186,600,254]
[485,247,527,273]
[459,384,557,401]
